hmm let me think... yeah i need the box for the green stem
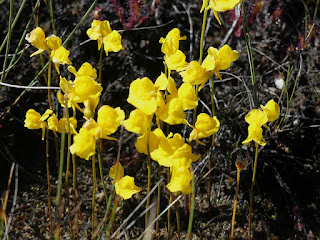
[241,2,258,108]
[48,59,53,110]
[48,0,56,35]
[92,154,97,239]
[106,195,119,238]
[0,0,28,54]
[199,7,209,64]
[186,168,195,240]
[248,142,259,240]
[0,0,13,85]
[192,5,209,124]
[62,0,98,46]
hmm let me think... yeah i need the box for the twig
[3,163,18,239]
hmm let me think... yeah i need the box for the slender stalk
[199,7,209,64]
[47,59,53,110]
[65,109,74,239]
[98,47,103,84]
[248,142,259,240]
[208,75,216,207]
[92,154,97,239]
[231,160,242,239]
[186,167,195,240]
[241,2,258,108]
[1,0,97,121]
[45,129,53,233]
[193,5,209,124]
[0,0,13,86]
[145,124,152,228]
[48,0,56,35]
[97,140,108,206]
[62,0,98,46]
[52,130,65,240]
[105,195,119,238]
[155,165,161,240]
[0,0,28,54]
[174,199,181,240]
[167,193,172,240]
[72,153,80,236]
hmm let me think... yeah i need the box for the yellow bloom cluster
[24,20,142,201]
[242,99,280,146]
[121,27,239,194]
[26,27,72,73]
[87,20,124,56]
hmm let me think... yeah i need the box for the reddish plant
[111,0,160,30]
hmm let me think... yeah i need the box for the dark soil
[0,0,320,239]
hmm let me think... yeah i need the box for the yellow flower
[123,109,152,135]
[73,76,103,103]
[156,97,186,125]
[159,28,187,56]
[177,83,199,110]
[242,123,266,146]
[188,113,220,145]
[70,127,96,160]
[115,176,142,200]
[180,61,211,88]
[166,80,198,111]
[25,27,48,57]
[127,77,158,116]
[46,35,62,50]
[164,50,188,72]
[51,46,72,73]
[109,162,124,182]
[97,105,125,137]
[244,109,268,127]
[47,113,77,134]
[46,35,72,73]
[24,109,52,140]
[171,144,200,170]
[87,20,112,50]
[68,62,97,79]
[260,99,280,122]
[149,129,198,168]
[135,131,160,155]
[150,130,180,167]
[110,162,142,200]
[87,20,124,55]
[202,45,239,79]
[103,30,124,55]
[167,166,192,194]
[154,72,168,90]
[201,0,242,25]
